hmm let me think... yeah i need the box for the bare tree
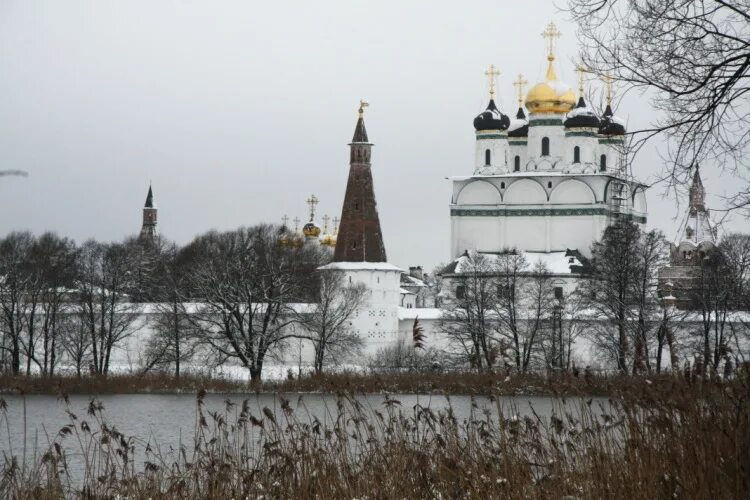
[59,314,90,377]
[141,243,196,377]
[577,222,642,373]
[494,253,556,372]
[75,240,142,375]
[568,0,750,209]
[0,232,34,375]
[34,233,77,376]
[297,270,366,374]
[183,225,320,381]
[630,229,671,373]
[439,252,500,371]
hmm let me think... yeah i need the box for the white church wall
[503,178,547,204]
[456,180,502,205]
[505,217,547,252]
[549,179,596,205]
[451,216,502,257]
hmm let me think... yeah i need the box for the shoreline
[0,370,731,398]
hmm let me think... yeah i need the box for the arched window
[541,137,550,156]
[600,154,607,171]
[573,146,580,163]
[485,149,491,165]
[514,155,520,171]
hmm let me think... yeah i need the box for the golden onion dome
[320,233,336,247]
[525,56,576,114]
[302,221,321,238]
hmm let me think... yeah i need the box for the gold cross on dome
[484,64,500,100]
[322,214,330,232]
[281,214,289,227]
[512,73,528,107]
[576,63,588,96]
[358,100,369,117]
[603,73,614,105]
[541,22,562,59]
[293,217,300,232]
[332,216,340,234]
[306,194,319,221]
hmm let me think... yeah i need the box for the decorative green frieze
[508,139,528,145]
[476,134,506,140]
[450,207,646,223]
[599,138,625,145]
[528,119,563,127]
[565,131,597,137]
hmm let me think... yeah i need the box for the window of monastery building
[600,154,607,171]
[554,287,564,300]
[456,285,466,299]
[514,155,520,171]
[485,149,491,165]
[573,146,580,163]
[541,137,550,156]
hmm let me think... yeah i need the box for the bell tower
[140,184,158,244]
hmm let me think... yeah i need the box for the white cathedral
[121,22,727,373]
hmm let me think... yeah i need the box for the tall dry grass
[1,376,748,499]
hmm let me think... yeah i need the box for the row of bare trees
[440,223,750,375]
[0,225,367,380]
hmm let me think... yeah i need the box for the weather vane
[541,21,562,60]
[358,100,369,117]
[306,194,319,222]
[512,73,528,107]
[484,64,500,100]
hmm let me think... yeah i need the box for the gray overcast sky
[0,0,745,271]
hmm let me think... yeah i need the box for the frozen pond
[0,392,610,484]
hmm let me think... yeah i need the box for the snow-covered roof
[401,274,428,287]
[399,288,415,295]
[441,250,585,276]
[318,262,403,272]
[398,307,442,320]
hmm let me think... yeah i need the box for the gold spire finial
[604,73,613,105]
[332,216,340,234]
[512,73,528,107]
[306,194,319,222]
[576,63,588,97]
[281,214,289,227]
[358,100,369,117]
[322,214,330,233]
[484,64,500,100]
[293,216,300,233]
[541,22,562,61]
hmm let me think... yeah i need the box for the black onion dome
[598,104,626,135]
[508,106,528,137]
[564,97,601,128]
[473,99,510,131]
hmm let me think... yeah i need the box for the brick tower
[139,184,158,244]
[320,102,403,356]
[333,101,387,262]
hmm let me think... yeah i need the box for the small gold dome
[525,57,576,114]
[302,222,321,238]
[320,233,336,247]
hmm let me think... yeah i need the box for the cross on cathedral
[332,216,340,234]
[293,217,300,232]
[306,194,319,221]
[513,73,528,107]
[576,63,588,96]
[281,214,289,228]
[541,21,562,59]
[604,73,614,105]
[484,64,500,100]
[322,214,330,232]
